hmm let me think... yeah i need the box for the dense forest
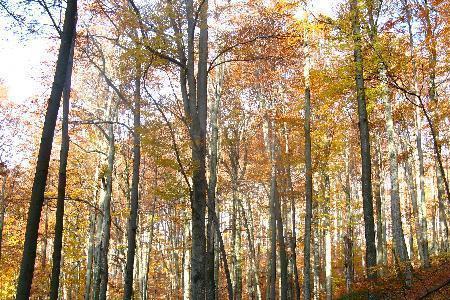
[1,0,450,299]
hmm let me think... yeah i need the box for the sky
[0,0,338,105]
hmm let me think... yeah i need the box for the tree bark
[323,174,332,300]
[287,164,300,300]
[274,174,289,300]
[351,0,377,282]
[383,80,412,286]
[186,0,208,298]
[303,21,313,300]
[49,36,75,300]
[239,198,262,300]
[372,138,385,273]
[93,101,116,300]
[15,0,77,297]
[123,68,142,300]
[206,64,221,300]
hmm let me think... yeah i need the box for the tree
[15,0,77,298]
[350,0,377,283]
[49,36,75,300]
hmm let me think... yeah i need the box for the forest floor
[339,254,450,299]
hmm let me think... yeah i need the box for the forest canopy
[1,0,450,299]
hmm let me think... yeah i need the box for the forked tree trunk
[49,36,75,300]
[15,0,77,297]
[351,0,377,283]
[123,69,142,300]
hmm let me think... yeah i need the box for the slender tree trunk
[351,0,377,282]
[239,198,262,300]
[404,147,426,264]
[206,67,221,300]
[142,197,156,300]
[267,169,277,300]
[422,1,450,205]
[15,0,77,297]
[303,22,313,300]
[274,175,289,300]
[287,166,300,300]
[99,118,115,300]
[231,181,242,300]
[183,218,191,300]
[323,174,332,300]
[84,204,96,300]
[49,37,75,300]
[373,139,385,273]
[402,0,430,269]
[312,210,320,300]
[93,101,116,300]
[123,69,142,300]
[0,172,6,261]
[383,79,412,285]
[436,165,449,251]
[344,147,354,291]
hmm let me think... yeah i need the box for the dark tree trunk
[15,0,77,298]
[123,69,142,300]
[303,25,313,300]
[49,36,75,300]
[351,0,377,281]
[287,166,300,300]
[274,178,289,300]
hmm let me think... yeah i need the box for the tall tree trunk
[436,165,449,251]
[383,81,412,285]
[49,37,75,300]
[142,195,156,300]
[186,0,208,297]
[84,204,96,300]
[287,165,300,300]
[93,102,116,300]
[323,174,332,300]
[123,68,142,300]
[274,175,289,300]
[423,1,450,205]
[15,0,77,297]
[344,148,354,292]
[183,218,191,300]
[267,166,277,300]
[0,170,6,261]
[373,138,385,273]
[239,198,262,300]
[206,66,221,300]
[402,0,431,269]
[303,21,313,300]
[231,181,242,300]
[351,0,377,282]
[404,147,426,264]
[312,209,320,300]
[99,119,115,300]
